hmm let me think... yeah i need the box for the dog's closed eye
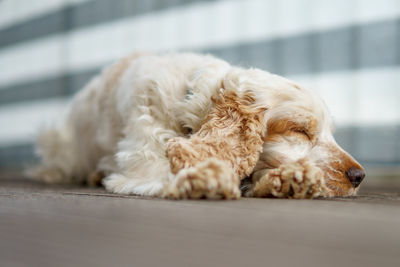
[291,128,311,141]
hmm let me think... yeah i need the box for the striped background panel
[0,0,399,171]
[0,0,207,48]
[0,18,399,106]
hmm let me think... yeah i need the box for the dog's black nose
[345,167,365,188]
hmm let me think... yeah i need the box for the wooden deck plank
[0,177,399,267]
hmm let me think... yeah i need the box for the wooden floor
[1,176,399,267]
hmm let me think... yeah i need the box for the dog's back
[29,52,229,185]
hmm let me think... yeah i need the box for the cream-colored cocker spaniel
[31,52,365,199]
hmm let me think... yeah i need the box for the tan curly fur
[167,90,265,176]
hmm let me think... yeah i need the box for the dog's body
[31,52,365,199]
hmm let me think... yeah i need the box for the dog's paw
[252,160,329,199]
[165,158,241,200]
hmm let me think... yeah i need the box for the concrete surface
[0,176,399,267]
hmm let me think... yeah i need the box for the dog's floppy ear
[167,85,267,180]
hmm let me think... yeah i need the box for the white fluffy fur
[31,52,363,198]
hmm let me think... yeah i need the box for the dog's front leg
[246,159,330,199]
[165,90,266,199]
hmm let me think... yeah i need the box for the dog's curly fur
[30,52,364,199]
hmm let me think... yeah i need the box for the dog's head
[223,68,365,196]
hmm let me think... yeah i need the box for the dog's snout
[345,167,365,188]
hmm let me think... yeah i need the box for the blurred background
[0,0,399,178]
